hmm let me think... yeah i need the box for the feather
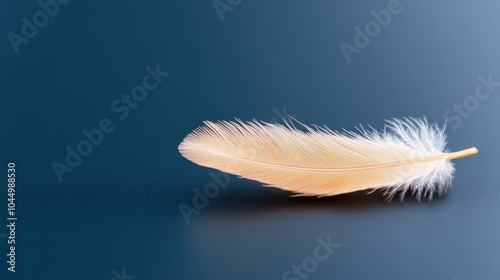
[178,117,477,200]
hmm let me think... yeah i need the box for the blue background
[1,0,499,279]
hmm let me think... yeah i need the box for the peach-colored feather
[178,118,477,200]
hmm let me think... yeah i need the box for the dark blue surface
[1,0,499,279]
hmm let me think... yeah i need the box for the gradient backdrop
[1,0,499,279]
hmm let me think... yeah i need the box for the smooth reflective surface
[1,0,500,279]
